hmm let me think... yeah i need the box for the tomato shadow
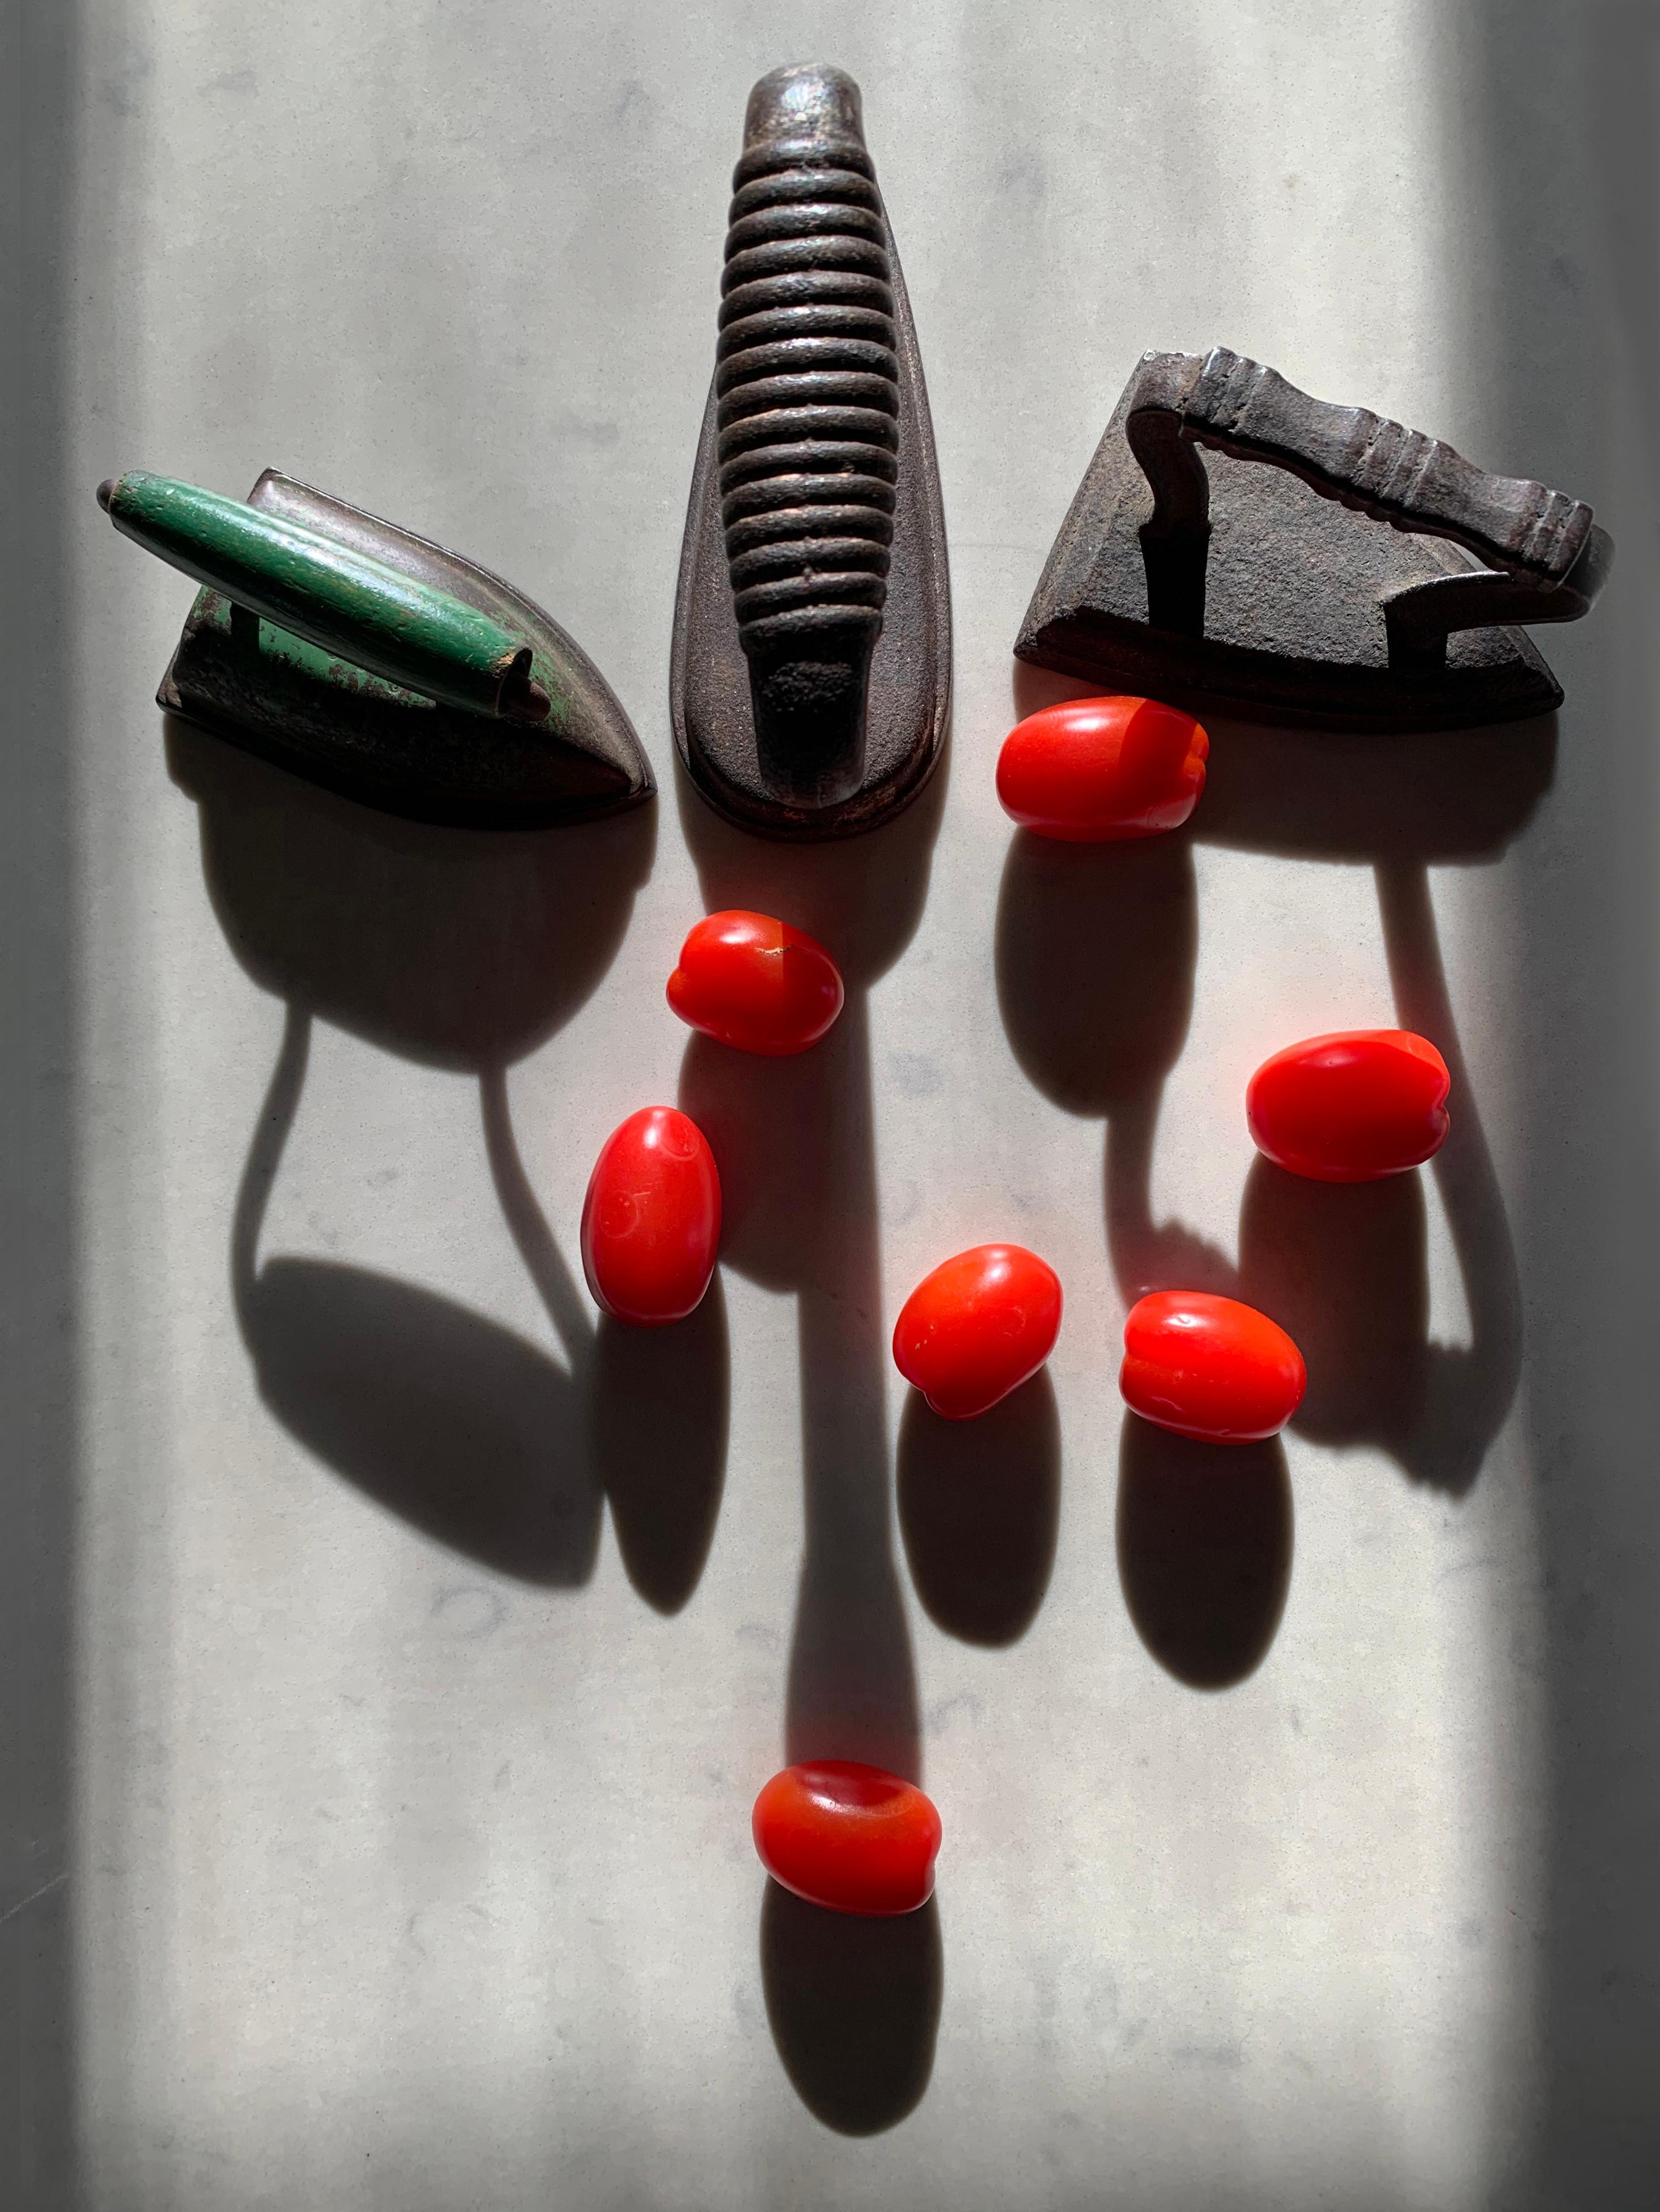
[759,1883,943,2135]
[588,1295,729,1613]
[674,728,949,2130]
[897,1370,1061,1646]
[1116,1415,1293,1689]
[999,667,1552,1677]
[170,720,727,1608]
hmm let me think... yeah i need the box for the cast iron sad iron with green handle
[99,469,652,828]
[671,61,951,840]
[1017,347,1613,731]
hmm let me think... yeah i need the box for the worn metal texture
[1017,348,1613,732]
[159,471,653,830]
[105,472,553,724]
[673,64,950,840]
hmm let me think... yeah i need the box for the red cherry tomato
[892,1243,1063,1420]
[1247,1029,1451,1183]
[1121,1290,1306,1443]
[580,1106,721,1327]
[997,695,1209,842]
[752,1759,942,1917]
[667,909,845,1057]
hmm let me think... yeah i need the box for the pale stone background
[6,2,1658,2206]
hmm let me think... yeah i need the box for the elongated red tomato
[1247,1029,1451,1182]
[893,1244,1062,1420]
[752,1760,942,1917]
[1121,1290,1306,1443]
[997,695,1209,841]
[580,1107,721,1327]
[667,909,844,1056]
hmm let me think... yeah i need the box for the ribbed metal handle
[717,65,897,659]
[712,63,901,804]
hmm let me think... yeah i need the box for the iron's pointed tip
[97,477,117,513]
[745,62,864,151]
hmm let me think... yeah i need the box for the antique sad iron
[1017,348,1613,731]
[672,63,951,840]
[99,470,652,827]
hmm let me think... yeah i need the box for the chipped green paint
[101,472,548,722]
[192,593,438,710]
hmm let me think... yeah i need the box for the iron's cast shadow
[171,719,728,1609]
[675,740,948,2131]
[998,676,1549,1493]
[998,670,1552,1679]
[674,753,947,1779]
[232,1007,601,1585]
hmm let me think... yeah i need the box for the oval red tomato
[752,1759,942,1917]
[1247,1029,1451,1182]
[892,1243,1062,1420]
[996,695,1209,841]
[580,1106,721,1327]
[1121,1290,1306,1443]
[667,909,845,1057]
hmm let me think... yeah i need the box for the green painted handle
[98,471,549,724]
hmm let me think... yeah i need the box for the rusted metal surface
[148,472,652,830]
[672,64,950,840]
[1018,347,1613,732]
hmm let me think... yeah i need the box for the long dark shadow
[997,663,1554,1685]
[479,1064,595,1374]
[760,1885,943,2136]
[232,1007,605,1587]
[2,4,81,2203]
[170,716,735,1604]
[1116,1417,1293,1690]
[1375,857,1523,1488]
[676,749,947,2133]
[998,686,1549,1478]
[1456,7,1660,2197]
[481,1064,730,1616]
[897,1370,1061,1648]
[784,994,919,1777]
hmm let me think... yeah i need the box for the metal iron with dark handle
[1017,347,1614,732]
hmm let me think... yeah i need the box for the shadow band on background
[4,3,79,2204]
[1462,5,1660,2195]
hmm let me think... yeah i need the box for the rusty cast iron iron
[672,62,951,840]
[1017,347,1613,731]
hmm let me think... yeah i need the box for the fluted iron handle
[1123,347,1613,664]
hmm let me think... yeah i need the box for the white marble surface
[19,1,1659,2205]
